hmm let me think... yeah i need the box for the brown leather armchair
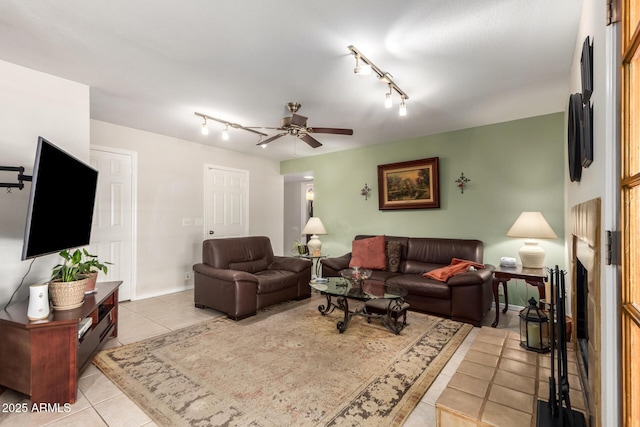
[193,236,312,320]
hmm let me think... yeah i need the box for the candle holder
[519,297,550,353]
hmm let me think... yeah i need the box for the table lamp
[302,217,327,256]
[506,212,557,268]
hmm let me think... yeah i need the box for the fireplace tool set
[536,266,586,427]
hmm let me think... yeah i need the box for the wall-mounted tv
[21,137,98,260]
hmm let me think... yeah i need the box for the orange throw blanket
[422,258,485,283]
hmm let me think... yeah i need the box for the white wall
[565,3,620,426]
[0,60,90,307]
[90,120,284,300]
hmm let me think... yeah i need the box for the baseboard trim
[492,302,525,312]
[132,284,194,301]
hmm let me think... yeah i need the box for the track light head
[385,85,393,108]
[399,97,407,116]
[385,93,392,109]
[353,55,372,76]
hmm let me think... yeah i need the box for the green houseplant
[50,249,89,310]
[291,240,308,256]
[78,249,112,293]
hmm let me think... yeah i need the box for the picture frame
[377,157,440,210]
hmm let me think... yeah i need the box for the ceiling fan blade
[257,133,286,146]
[308,127,354,135]
[247,126,284,130]
[299,133,322,148]
[290,113,308,127]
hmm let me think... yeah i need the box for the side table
[296,254,327,278]
[491,266,548,327]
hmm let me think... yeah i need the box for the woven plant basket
[49,277,88,310]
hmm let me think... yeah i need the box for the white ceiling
[0,1,582,162]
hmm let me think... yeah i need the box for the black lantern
[519,297,550,353]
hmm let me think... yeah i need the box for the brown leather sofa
[320,235,495,326]
[193,236,312,320]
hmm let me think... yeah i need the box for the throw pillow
[349,236,387,270]
[386,241,402,273]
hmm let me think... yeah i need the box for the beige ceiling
[0,1,582,161]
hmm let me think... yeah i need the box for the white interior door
[204,165,248,238]
[89,147,136,301]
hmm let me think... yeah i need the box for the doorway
[283,172,314,254]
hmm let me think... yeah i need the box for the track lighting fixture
[194,112,267,142]
[348,45,409,115]
[399,97,407,116]
[201,117,209,135]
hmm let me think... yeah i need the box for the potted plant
[78,249,112,293]
[292,240,308,256]
[49,249,89,310]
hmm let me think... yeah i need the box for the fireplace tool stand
[536,266,586,427]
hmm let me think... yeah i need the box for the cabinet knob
[209,230,214,235]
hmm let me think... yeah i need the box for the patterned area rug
[94,296,472,426]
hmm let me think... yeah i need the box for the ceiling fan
[252,102,353,148]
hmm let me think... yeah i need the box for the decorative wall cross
[361,183,372,200]
[455,173,470,194]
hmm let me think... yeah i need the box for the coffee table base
[365,299,410,335]
[318,294,408,335]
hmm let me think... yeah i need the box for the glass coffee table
[310,276,409,334]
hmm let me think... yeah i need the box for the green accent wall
[281,113,565,307]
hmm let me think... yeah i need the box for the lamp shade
[302,217,327,235]
[302,217,327,256]
[506,212,557,239]
[507,212,557,269]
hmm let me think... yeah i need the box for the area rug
[94,296,472,426]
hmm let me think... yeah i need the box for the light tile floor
[0,291,520,427]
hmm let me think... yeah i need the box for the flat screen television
[21,137,99,260]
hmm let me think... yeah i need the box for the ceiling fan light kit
[348,45,409,117]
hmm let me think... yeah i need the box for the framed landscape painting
[377,157,440,210]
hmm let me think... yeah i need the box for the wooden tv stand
[0,281,121,404]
